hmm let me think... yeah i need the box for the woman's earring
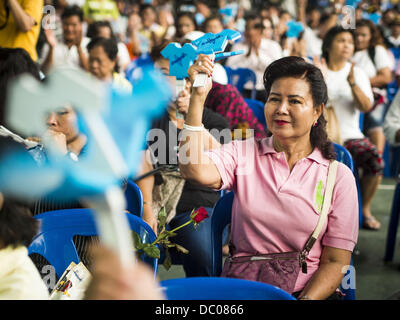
[313,121,318,127]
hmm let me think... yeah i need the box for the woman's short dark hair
[322,25,355,63]
[0,48,41,126]
[61,5,84,22]
[87,37,119,72]
[87,20,117,42]
[244,12,264,30]
[87,37,118,61]
[175,11,198,39]
[202,13,224,30]
[140,3,156,15]
[263,56,336,160]
[0,197,38,248]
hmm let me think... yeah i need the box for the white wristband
[183,123,204,132]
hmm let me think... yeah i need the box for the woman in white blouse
[321,26,384,230]
[226,13,283,103]
[353,19,393,155]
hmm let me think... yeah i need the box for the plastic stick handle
[86,186,135,268]
[193,53,215,88]
[214,50,245,61]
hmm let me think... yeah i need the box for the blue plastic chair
[389,47,400,61]
[386,80,398,104]
[124,179,143,217]
[333,143,363,228]
[210,191,233,277]
[332,144,359,300]
[244,98,266,127]
[359,112,364,132]
[382,142,400,178]
[28,208,158,278]
[160,277,295,300]
[389,146,400,177]
[210,145,360,300]
[383,141,392,177]
[224,66,257,100]
[333,143,354,171]
[384,179,400,262]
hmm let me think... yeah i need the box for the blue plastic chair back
[333,143,354,171]
[387,80,398,104]
[389,47,400,62]
[210,191,233,277]
[326,144,359,300]
[124,179,143,217]
[244,98,266,127]
[389,146,400,177]
[383,141,392,177]
[160,277,295,300]
[382,142,400,178]
[28,208,158,278]
[384,180,400,262]
[359,112,364,132]
[224,66,257,100]
[333,143,363,228]
[387,47,400,103]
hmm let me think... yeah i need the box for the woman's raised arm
[178,55,222,189]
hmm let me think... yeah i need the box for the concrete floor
[157,177,400,300]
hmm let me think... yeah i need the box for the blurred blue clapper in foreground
[1,67,172,266]
[161,29,243,118]
[219,5,237,26]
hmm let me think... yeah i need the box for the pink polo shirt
[206,137,359,292]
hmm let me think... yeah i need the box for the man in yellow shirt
[0,0,43,61]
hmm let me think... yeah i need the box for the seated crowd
[1,0,400,300]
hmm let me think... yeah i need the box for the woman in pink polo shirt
[179,55,358,300]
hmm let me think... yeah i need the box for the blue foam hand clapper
[191,29,242,87]
[1,66,173,266]
[161,42,199,80]
[191,29,241,54]
[102,65,172,177]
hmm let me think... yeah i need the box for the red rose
[192,207,209,223]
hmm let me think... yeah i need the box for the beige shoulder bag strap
[311,159,339,240]
[300,160,339,273]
